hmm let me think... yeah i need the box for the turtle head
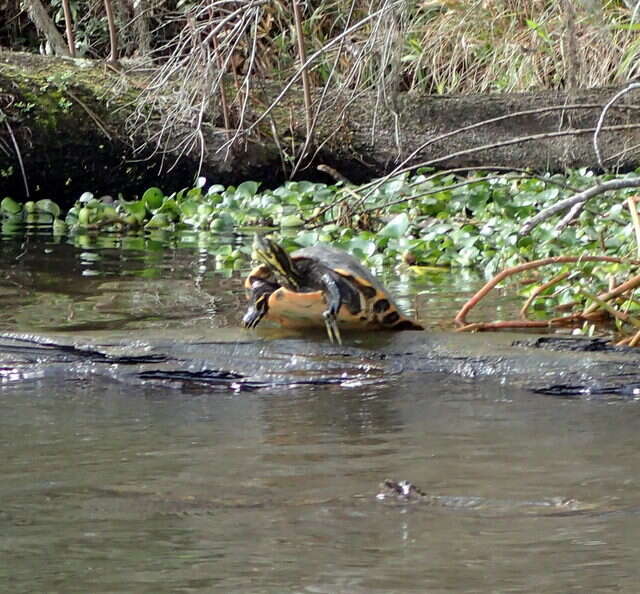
[252,234,302,289]
[243,264,279,329]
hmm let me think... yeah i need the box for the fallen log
[2,50,640,206]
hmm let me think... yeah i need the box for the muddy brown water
[2,230,640,593]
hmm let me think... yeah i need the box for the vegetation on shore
[5,1,640,177]
[3,167,637,271]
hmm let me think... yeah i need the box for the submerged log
[1,50,639,206]
[2,330,640,398]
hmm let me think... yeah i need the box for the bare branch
[554,201,585,232]
[61,0,75,57]
[594,83,640,169]
[520,178,640,235]
[455,255,640,327]
[2,110,29,198]
[104,0,119,63]
[292,0,312,140]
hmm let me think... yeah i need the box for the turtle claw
[242,307,263,329]
[323,310,342,345]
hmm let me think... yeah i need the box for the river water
[2,229,640,593]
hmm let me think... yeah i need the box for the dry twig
[519,272,571,320]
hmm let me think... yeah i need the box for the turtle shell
[267,244,423,331]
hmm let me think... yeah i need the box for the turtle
[242,234,423,344]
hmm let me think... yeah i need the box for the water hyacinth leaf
[467,187,491,211]
[368,253,385,268]
[122,215,140,227]
[222,196,239,210]
[197,204,214,221]
[180,199,199,218]
[145,213,172,229]
[196,176,207,188]
[210,214,234,232]
[207,184,225,195]
[1,196,22,215]
[534,188,560,203]
[280,214,303,227]
[186,187,203,200]
[243,207,267,220]
[142,187,164,211]
[78,191,94,203]
[35,199,61,218]
[77,207,92,226]
[381,177,407,196]
[120,200,147,223]
[236,181,260,199]
[52,218,67,234]
[346,237,377,257]
[379,212,410,238]
[24,201,36,213]
[25,212,48,224]
[102,206,118,220]
[294,230,320,247]
[65,207,79,224]
[4,212,24,224]
[2,220,23,235]
[157,198,180,220]
[609,202,624,218]
[296,181,316,194]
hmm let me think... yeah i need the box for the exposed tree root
[455,255,640,345]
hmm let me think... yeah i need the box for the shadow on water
[3,230,640,593]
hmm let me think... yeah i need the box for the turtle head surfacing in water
[376,479,427,502]
[243,234,424,344]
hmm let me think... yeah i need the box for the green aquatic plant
[2,168,640,280]
[5,166,640,345]
[2,196,66,230]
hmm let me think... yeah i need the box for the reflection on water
[0,227,479,334]
[2,230,640,593]
[3,375,640,593]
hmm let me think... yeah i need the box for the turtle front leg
[320,272,343,345]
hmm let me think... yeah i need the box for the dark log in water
[2,331,640,399]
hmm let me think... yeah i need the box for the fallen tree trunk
[1,50,639,207]
[2,330,640,398]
